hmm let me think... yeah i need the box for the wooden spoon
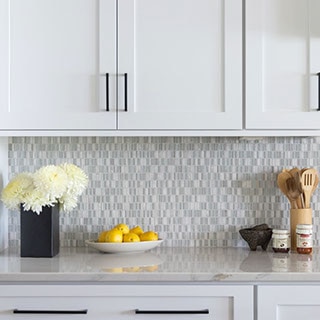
[289,167,302,208]
[289,167,300,176]
[293,171,305,208]
[301,168,317,208]
[286,177,301,209]
[277,171,293,207]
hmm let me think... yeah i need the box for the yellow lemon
[129,225,144,236]
[97,230,109,242]
[139,231,158,241]
[105,229,123,243]
[123,232,141,243]
[114,223,130,234]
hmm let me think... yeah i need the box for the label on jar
[272,237,290,250]
[297,234,312,248]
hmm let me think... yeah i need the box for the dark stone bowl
[239,224,273,251]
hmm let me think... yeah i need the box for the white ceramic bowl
[83,252,164,271]
[85,239,164,254]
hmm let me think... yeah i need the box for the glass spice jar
[296,224,313,254]
[272,229,290,253]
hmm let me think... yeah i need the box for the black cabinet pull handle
[135,309,209,314]
[105,73,109,112]
[124,73,128,112]
[13,309,88,314]
[317,72,320,111]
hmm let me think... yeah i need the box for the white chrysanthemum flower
[33,165,68,201]
[59,163,88,196]
[59,194,79,212]
[23,189,55,215]
[1,173,34,210]
[1,163,88,214]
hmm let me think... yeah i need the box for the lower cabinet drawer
[0,285,253,320]
[2,296,225,319]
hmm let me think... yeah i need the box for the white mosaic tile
[7,136,320,248]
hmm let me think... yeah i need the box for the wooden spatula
[301,168,317,208]
[311,171,319,196]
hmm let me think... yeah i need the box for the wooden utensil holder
[290,208,312,251]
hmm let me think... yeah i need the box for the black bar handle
[13,309,88,314]
[135,309,209,314]
[124,73,128,112]
[317,72,320,111]
[105,73,109,112]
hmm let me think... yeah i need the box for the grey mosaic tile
[6,136,320,248]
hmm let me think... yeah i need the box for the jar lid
[296,224,312,229]
[272,229,290,234]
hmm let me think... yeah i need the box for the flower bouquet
[1,163,88,214]
[1,163,88,257]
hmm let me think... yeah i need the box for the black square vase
[20,205,60,257]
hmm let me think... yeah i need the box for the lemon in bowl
[86,223,163,253]
[105,229,123,243]
[97,230,109,242]
[140,231,159,241]
[114,223,130,234]
[123,233,141,242]
[129,225,144,236]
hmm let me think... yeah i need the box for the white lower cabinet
[258,285,320,320]
[0,285,253,320]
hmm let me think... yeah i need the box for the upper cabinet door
[246,0,320,130]
[0,0,116,130]
[116,0,242,130]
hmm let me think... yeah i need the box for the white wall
[0,137,8,251]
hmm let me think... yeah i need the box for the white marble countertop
[0,246,320,283]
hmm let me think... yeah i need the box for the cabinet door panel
[117,0,242,130]
[258,285,320,320]
[246,0,320,130]
[0,0,116,130]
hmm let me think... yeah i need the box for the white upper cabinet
[246,0,320,130]
[0,0,117,130]
[0,0,242,132]
[115,0,242,130]
[5,0,320,133]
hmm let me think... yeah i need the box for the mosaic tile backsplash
[6,136,320,248]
